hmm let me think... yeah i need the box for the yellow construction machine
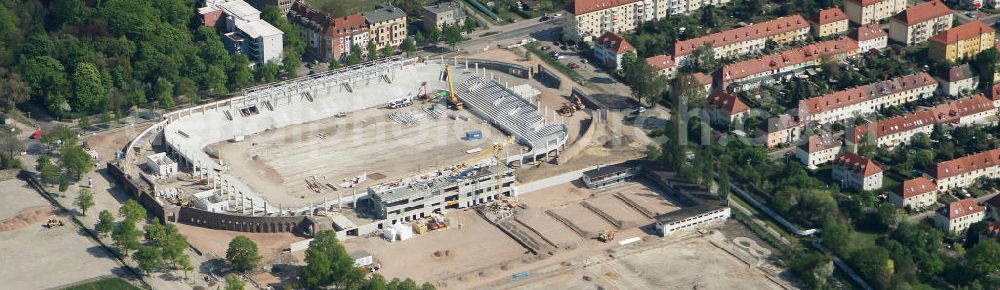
[445,65,463,110]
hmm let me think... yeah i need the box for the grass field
[62,277,140,290]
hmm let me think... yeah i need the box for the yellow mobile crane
[445,65,463,110]
[452,136,516,205]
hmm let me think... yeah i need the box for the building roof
[707,90,749,116]
[645,54,675,70]
[938,64,976,82]
[990,83,1000,101]
[897,177,936,198]
[220,0,260,21]
[930,148,1000,180]
[673,15,809,57]
[847,0,891,7]
[364,3,406,24]
[930,95,994,124]
[938,198,984,220]
[813,8,848,25]
[766,114,801,133]
[892,1,951,26]
[721,37,858,82]
[929,21,994,45]
[799,134,841,153]
[655,202,727,224]
[424,1,465,15]
[692,72,713,87]
[596,32,635,54]
[289,2,368,37]
[565,0,640,15]
[801,86,870,114]
[834,152,882,177]
[236,20,283,38]
[853,24,888,42]
[348,249,371,259]
[986,194,1000,210]
[867,71,936,98]
[852,110,935,143]
[582,160,642,179]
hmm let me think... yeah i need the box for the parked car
[539,16,549,22]
[581,59,589,64]
[540,46,550,51]
[556,55,566,60]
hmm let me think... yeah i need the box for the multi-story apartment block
[672,15,810,66]
[706,90,749,126]
[198,0,283,67]
[889,176,937,209]
[669,0,732,15]
[934,198,985,234]
[844,0,907,25]
[422,2,467,31]
[563,0,644,42]
[888,0,953,46]
[718,37,858,91]
[364,4,407,52]
[853,24,889,52]
[935,64,979,97]
[795,134,842,167]
[849,95,996,148]
[799,72,937,125]
[832,152,883,191]
[369,162,516,224]
[288,1,370,62]
[928,21,995,62]
[811,8,849,38]
[645,54,677,79]
[593,32,637,70]
[931,147,1000,192]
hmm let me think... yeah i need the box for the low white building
[655,204,730,236]
[349,249,374,267]
[144,153,178,177]
[889,177,937,210]
[935,64,978,97]
[191,189,230,212]
[852,24,888,52]
[831,152,883,191]
[795,134,841,168]
[934,198,985,234]
[593,32,636,71]
[581,161,642,189]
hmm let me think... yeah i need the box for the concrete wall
[455,58,531,79]
[557,117,597,165]
[534,64,562,88]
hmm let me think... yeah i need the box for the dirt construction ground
[0,178,122,290]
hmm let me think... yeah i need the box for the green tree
[71,62,108,114]
[646,144,662,160]
[401,37,417,53]
[74,188,95,216]
[623,59,669,107]
[442,25,463,51]
[426,26,441,43]
[381,45,394,58]
[414,31,426,45]
[0,129,24,169]
[134,246,162,275]
[144,217,167,245]
[0,69,30,110]
[96,210,115,236]
[255,62,280,83]
[225,275,246,290]
[60,145,93,179]
[36,158,60,184]
[302,230,363,288]
[204,64,228,94]
[262,5,304,76]
[119,199,147,222]
[155,77,175,109]
[367,42,378,60]
[968,239,1000,277]
[162,223,189,267]
[463,18,477,34]
[690,44,718,72]
[228,55,254,91]
[668,73,706,108]
[226,236,261,272]
[111,218,141,256]
[821,219,853,255]
[48,0,88,29]
[972,48,999,84]
[330,58,343,70]
[42,124,79,149]
[20,56,68,114]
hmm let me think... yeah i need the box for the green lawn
[881,175,901,192]
[63,277,140,290]
[850,230,880,250]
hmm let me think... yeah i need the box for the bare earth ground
[214,105,510,208]
[177,223,307,263]
[0,179,121,290]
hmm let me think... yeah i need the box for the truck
[387,97,413,109]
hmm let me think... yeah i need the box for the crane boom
[445,65,463,110]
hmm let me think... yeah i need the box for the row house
[889,176,937,209]
[645,54,677,79]
[811,8,849,38]
[852,24,889,52]
[848,95,996,148]
[757,114,803,148]
[671,15,810,66]
[288,1,369,62]
[930,147,1000,192]
[832,152,884,191]
[928,21,995,62]
[365,4,407,52]
[844,0,907,25]
[795,134,842,168]
[706,90,749,126]
[718,37,858,91]
[935,64,979,97]
[593,33,637,70]
[888,0,953,46]
[667,0,732,16]
[799,71,937,125]
[934,198,985,234]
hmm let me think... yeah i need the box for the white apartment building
[563,0,644,42]
[706,90,749,126]
[936,64,979,97]
[853,24,888,52]
[645,54,677,79]
[672,15,810,66]
[795,134,842,168]
[931,147,1000,192]
[200,0,284,66]
[655,204,730,236]
[844,0,907,25]
[832,152,883,191]
[889,177,937,210]
[799,72,937,125]
[934,198,985,234]
[888,0,953,46]
[593,32,637,70]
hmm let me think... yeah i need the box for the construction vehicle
[46,219,65,228]
[572,95,585,110]
[596,230,616,242]
[445,65,463,110]
[387,97,413,109]
[557,103,576,116]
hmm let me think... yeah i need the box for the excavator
[445,65,463,110]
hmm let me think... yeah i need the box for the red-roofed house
[645,54,676,79]
[811,8,849,37]
[844,0,907,25]
[718,37,858,91]
[832,152,883,191]
[930,148,1000,192]
[799,71,936,125]
[289,1,370,61]
[671,15,810,65]
[889,177,937,209]
[934,198,985,234]
[852,24,888,52]
[795,134,842,167]
[594,32,636,70]
[692,72,713,92]
[989,83,1000,108]
[849,95,997,148]
[928,21,996,62]
[934,64,979,97]
[888,1,953,45]
[757,114,804,148]
[706,90,749,126]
